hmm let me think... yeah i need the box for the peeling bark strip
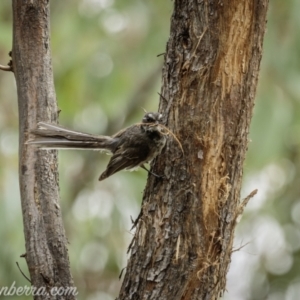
[12,1,75,299]
[119,1,268,299]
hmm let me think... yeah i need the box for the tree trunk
[119,1,268,299]
[12,1,75,299]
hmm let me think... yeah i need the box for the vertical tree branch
[119,0,269,299]
[12,1,75,299]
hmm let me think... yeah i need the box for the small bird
[27,112,166,181]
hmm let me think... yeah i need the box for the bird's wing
[112,124,143,138]
[98,144,150,181]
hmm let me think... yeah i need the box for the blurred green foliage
[0,1,299,299]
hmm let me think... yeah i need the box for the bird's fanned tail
[27,122,116,151]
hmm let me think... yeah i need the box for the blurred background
[0,1,299,299]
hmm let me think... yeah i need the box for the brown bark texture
[12,0,75,299]
[119,1,268,299]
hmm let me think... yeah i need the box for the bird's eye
[144,114,154,122]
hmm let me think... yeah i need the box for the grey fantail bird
[27,112,166,181]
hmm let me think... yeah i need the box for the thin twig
[237,189,258,216]
[130,210,143,231]
[157,92,168,103]
[119,266,127,280]
[16,262,31,283]
[232,241,251,253]
[0,64,12,72]
[40,272,50,284]
[175,235,181,263]
[127,235,136,254]
[160,124,184,155]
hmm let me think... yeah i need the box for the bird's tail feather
[27,122,115,151]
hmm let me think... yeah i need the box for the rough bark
[119,1,268,299]
[12,1,75,299]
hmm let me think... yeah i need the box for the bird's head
[142,112,163,124]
